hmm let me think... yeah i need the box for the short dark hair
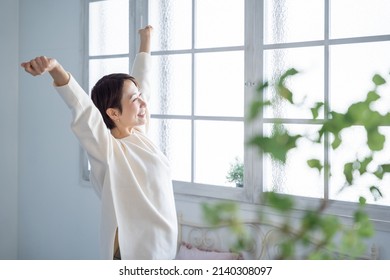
[91,73,139,129]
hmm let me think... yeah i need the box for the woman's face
[117,79,147,130]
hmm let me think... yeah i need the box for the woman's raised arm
[138,25,153,53]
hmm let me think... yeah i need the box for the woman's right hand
[21,56,70,86]
[138,25,153,53]
[21,56,58,76]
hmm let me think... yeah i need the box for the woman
[21,26,178,260]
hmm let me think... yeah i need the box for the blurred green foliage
[203,69,390,259]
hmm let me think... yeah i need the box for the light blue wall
[17,0,100,259]
[0,0,19,260]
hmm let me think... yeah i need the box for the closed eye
[130,92,142,102]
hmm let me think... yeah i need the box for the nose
[139,97,147,107]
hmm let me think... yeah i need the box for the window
[87,0,390,218]
[148,0,245,198]
[261,0,390,210]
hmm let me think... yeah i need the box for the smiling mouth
[137,109,146,118]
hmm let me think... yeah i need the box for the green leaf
[374,164,390,180]
[366,128,385,151]
[357,156,373,175]
[302,210,320,230]
[374,167,384,180]
[310,102,324,120]
[381,112,390,126]
[380,163,390,173]
[307,159,323,172]
[344,162,354,185]
[369,186,383,201]
[279,68,299,83]
[366,90,380,103]
[354,209,374,238]
[202,202,238,226]
[256,80,269,93]
[248,130,300,163]
[320,216,340,240]
[276,85,294,104]
[331,134,342,149]
[361,110,383,129]
[340,230,367,258]
[346,102,370,124]
[275,68,299,104]
[325,111,352,137]
[372,74,386,86]
[357,222,374,238]
[264,192,294,212]
[248,100,272,121]
[308,251,332,260]
[279,240,295,258]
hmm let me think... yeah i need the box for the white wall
[17,0,100,259]
[0,0,19,260]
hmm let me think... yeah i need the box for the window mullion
[129,0,135,69]
[190,0,196,184]
[246,0,265,204]
[323,0,330,200]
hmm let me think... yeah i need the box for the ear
[106,108,120,121]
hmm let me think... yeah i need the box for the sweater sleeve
[55,74,112,187]
[131,52,152,103]
[131,52,152,133]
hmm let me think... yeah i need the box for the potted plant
[226,157,244,188]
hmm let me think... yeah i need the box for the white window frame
[84,0,390,227]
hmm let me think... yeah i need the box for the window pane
[195,121,244,187]
[329,126,390,206]
[195,51,244,117]
[264,0,324,44]
[330,41,390,114]
[89,58,129,93]
[264,46,324,119]
[150,54,192,115]
[149,0,192,51]
[89,0,129,56]
[149,119,192,182]
[330,0,390,39]
[263,124,324,198]
[195,0,244,48]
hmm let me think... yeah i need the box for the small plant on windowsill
[203,68,390,259]
[226,157,244,188]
